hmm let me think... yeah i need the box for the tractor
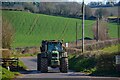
[37,40,68,73]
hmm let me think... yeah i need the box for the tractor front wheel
[37,54,41,71]
[60,58,68,73]
[41,58,48,73]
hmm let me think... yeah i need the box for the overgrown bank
[68,45,120,77]
[1,60,27,80]
[1,66,20,80]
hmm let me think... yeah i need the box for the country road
[15,57,120,80]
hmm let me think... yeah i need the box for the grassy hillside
[2,10,118,48]
[2,10,95,47]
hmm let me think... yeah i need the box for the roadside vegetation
[18,60,27,70]
[1,17,27,79]
[11,53,38,57]
[1,57,27,80]
[102,44,120,53]
[1,60,28,79]
[1,66,20,80]
[68,44,120,77]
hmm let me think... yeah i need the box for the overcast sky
[68,0,119,4]
[1,0,119,3]
[69,0,104,4]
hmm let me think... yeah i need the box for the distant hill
[2,10,118,48]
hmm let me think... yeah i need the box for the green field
[108,23,119,38]
[2,10,118,48]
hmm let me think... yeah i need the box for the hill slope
[2,10,118,48]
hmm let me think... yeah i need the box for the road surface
[15,57,120,80]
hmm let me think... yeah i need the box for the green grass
[2,10,95,47]
[2,10,118,48]
[1,66,20,80]
[68,54,96,73]
[18,60,27,69]
[12,53,37,57]
[108,23,119,38]
[102,44,120,53]
[0,60,26,79]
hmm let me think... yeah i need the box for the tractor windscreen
[48,42,62,52]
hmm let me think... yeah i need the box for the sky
[68,0,119,4]
[1,0,119,3]
[69,0,104,4]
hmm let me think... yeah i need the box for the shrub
[96,52,116,72]
[1,66,15,79]
[68,51,120,76]
[2,18,14,49]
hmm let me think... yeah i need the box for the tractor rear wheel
[41,58,48,73]
[37,54,41,71]
[60,58,68,73]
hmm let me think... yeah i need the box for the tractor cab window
[48,42,62,52]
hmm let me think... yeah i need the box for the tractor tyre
[41,58,48,73]
[60,58,68,73]
[37,54,41,71]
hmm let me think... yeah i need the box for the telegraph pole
[82,0,85,53]
[96,18,99,42]
[76,22,78,46]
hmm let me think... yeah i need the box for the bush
[1,66,15,79]
[2,18,14,49]
[96,52,116,72]
[84,39,120,51]
[2,50,11,58]
[69,52,97,72]
[68,51,120,76]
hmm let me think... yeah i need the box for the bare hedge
[76,39,120,51]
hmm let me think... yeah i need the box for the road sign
[116,55,120,64]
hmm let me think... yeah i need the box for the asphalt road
[16,57,120,80]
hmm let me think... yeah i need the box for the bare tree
[85,6,92,19]
[2,18,14,49]
[23,2,39,13]
[94,8,109,19]
[2,18,14,59]
[92,20,109,41]
[38,2,82,18]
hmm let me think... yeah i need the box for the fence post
[65,43,68,47]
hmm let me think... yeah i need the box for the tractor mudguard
[41,52,47,58]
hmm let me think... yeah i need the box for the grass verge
[11,53,38,57]
[1,59,27,80]
[1,66,20,80]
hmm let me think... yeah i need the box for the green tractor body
[37,40,68,73]
[51,51,60,67]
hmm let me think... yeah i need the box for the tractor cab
[47,41,62,52]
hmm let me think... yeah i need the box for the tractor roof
[42,40,63,43]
